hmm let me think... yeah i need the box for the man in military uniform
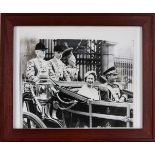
[26,42,55,82]
[48,45,71,81]
[99,66,128,102]
[98,66,131,128]
[62,47,81,81]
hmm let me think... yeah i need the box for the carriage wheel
[23,111,47,128]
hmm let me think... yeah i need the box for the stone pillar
[100,41,116,74]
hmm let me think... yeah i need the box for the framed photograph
[0,13,154,141]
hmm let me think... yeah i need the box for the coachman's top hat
[54,45,64,53]
[35,42,48,51]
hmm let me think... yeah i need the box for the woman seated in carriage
[78,70,100,100]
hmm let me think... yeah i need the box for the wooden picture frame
[0,13,154,141]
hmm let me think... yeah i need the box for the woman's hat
[62,47,74,58]
[84,70,97,79]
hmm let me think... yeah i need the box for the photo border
[0,13,154,141]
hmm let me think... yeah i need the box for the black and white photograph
[13,26,142,129]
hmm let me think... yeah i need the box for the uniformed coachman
[26,42,55,82]
[48,45,71,81]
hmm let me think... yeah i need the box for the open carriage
[22,78,133,128]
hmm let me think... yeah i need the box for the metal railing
[114,57,133,92]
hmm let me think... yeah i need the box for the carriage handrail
[49,78,90,103]
[66,109,132,122]
[89,100,133,108]
[56,93,78,105]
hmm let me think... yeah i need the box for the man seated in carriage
[99,66,129,102]
[97,67,133,127]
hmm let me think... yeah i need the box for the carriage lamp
[34,77,54,119]
[35,66,53,100]
[33,67,55,119]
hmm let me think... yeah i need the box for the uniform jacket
[48,57,71,81]
[100,82,128,102]
[26,57,55,82]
